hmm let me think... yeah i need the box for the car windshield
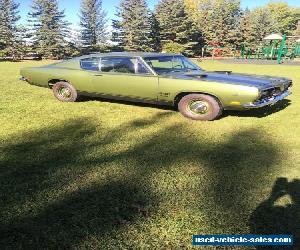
[143,55,202,75]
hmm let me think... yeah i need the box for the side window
[137,60,151,74]
[99,57,152,75]
[100,57,135,74]
[80,57,100,71]
[144,56,174,70]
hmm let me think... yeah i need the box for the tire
[52,81,78,102]
[178,94,222,121]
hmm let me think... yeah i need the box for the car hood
[165,71,292,90]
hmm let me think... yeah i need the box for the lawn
[0,59,299,249]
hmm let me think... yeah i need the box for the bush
[162,42,185,54]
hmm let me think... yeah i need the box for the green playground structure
[238,34,300,64]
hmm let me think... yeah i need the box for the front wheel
[178,94,222,121]
[52,81,78,102]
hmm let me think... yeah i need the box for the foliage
[205,0,241,47]
[1,0,300,59]
[65,26,82,56]
[0,0,22,59]
[184,0,241,47]
[155,0,201,55]
[148,13,161,52]
[63,42,81,58]
[295,21,300,36]
[27,0,69,59]
[162,41,185,54]
[245,7,279,45]
[185,0,300,50]
[239,8,255,47]
[112,0,154,52]
[238,4,300,47]
[79,0,108,51]
[267,2,300,36]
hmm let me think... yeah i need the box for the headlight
[259,90,269,99]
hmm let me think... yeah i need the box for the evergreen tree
[112,0,153,52]
[28,0,69,59]
[148,13,161,51]
[111,19,124,50]
[64,26,82,57]
[155,0,201,55]
[79,0,108,51]
[0,0,21,58]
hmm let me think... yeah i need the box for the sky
[18,0,300,27]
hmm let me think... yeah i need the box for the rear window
[80,57,100,71]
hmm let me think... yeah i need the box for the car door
[91,56,159,103]
[77,57,102,93]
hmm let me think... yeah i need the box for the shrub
[162,42,185,54]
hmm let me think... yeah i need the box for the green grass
[0,60,300,249]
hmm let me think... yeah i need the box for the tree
[148,13,161,51]
[239,4,300,46]
[294,20,300,36]
[162,41,185,53]
[112,0,154,52]
[248,7,278,43]
[79,0,108,51]
[209,0,241,46]
[155,0,201,55]
[184,0,241,47]
[266,2,300,36]
[239,8,256,47]
[64,26,82,57]
[0,0,21,58]
[28,0,69,59]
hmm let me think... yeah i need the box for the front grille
[259,88,281,101]
[258,81,292,102]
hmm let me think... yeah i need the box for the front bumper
[242,90,291,108]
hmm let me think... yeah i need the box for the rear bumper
[242,90,291,108]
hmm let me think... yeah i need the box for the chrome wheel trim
[188,100,210,115]
[58,87,72,99]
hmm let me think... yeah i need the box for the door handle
[94,74,103,76]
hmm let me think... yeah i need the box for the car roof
[78,52,181,59]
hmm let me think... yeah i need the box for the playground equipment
[238,33,300,64]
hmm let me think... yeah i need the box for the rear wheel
[178,94,222,121]
[52,81,77,102]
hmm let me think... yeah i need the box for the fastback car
[20,52,292,121]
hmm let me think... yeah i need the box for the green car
[20,52,292,121]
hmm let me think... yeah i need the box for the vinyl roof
[79,52,180,59]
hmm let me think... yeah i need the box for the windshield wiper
[169,69,184,73]
[168,68,200,74]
